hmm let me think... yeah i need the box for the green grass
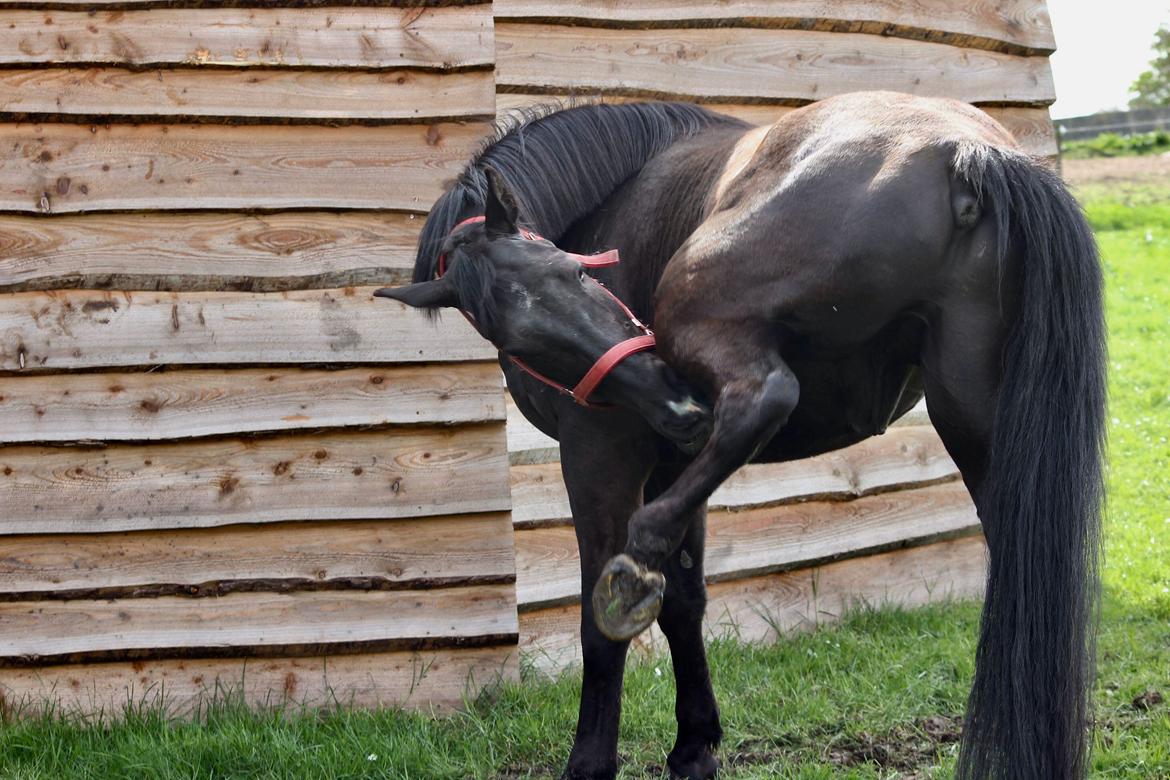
[1061,130,1170,160]
[2,175,1168,779]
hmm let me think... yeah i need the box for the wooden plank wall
[489,0,1035,669]
[0,1,519,716]
[494,0,1058,159]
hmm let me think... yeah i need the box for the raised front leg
[557,410,659,780]
[594,339,800,642]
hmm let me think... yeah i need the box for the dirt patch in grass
[696,715,964,777]
[825,714,962,774]
[1063,153,1170,187]
[1132,689,1164,711]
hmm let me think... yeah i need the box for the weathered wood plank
[0,67,496,122]
[497,95,1057,158]
[516,481,978,609]
[0,583,518,662]
[0,6,493,69]
[510,425,959,526]
[0,645,518,719]
[504,395,558,464]
[0,425,510,534]
[0,513,515,598]
[0,287,494,371]
[0,122,485,214]
[0,211,423,293]
[504,393,933,464]
[521,534,987,673]
[494,0,1055,54]
[495,25,1055,105]
[0,364,503,444]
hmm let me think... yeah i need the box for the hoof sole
[591,554,665,641]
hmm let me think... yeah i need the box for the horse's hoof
[667,746,720,779]
[592,554,665,641]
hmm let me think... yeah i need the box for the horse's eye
[577,267,587,282]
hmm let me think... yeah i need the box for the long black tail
[952,146,1106,779]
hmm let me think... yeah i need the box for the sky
[1047,0,1170,118]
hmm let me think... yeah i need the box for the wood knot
[217,475,240,496]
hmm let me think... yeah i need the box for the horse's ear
[483,166,519,237]
[373,279,458,310]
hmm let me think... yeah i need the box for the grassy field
[2,159,1168,779]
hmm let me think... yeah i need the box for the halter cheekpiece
[438,216,656,407]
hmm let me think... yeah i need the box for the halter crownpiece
[437,215,655,408]
[437,216,621,277]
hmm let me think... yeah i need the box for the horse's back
[661,92,1015,350]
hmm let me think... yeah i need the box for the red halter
[438,216,656,407]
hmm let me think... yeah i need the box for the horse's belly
[755,377,923,462]
[751,320,926,463]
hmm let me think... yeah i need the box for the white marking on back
[712,124,772,205]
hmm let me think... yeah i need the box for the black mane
[413,101,748,298]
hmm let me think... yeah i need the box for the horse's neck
[561,125,752,318]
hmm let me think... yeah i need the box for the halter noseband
[438,216,656,407]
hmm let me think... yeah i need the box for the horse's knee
[711,365,799,444]
[758,366,800,426]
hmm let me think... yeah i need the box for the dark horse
[377,93,1105,780]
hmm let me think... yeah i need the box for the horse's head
[376,168,711,453]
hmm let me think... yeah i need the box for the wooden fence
[0,0,1063,711]
[0,1,518,716]
[1056,106,1170,142]
[490,0,1061,670]
[494,0,1058,160]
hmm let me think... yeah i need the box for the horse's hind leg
[919,296,1005,501]
[646,468,721,780]
[593,327,799,641]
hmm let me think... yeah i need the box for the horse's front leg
[558,410,659,780]
[593,332,799,641]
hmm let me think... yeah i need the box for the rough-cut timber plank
[0,513,514,598]
[0,425,510,534]
[0,122,485,214]
[0,583,517,662]
[0,67,496,123]
[0,287,493,371]
[0,7,493,69]
[0,211,423,293]
[521,535,987,672]
[495,25,1055,106]
[496,94,1057,158]
[510,425,958,526]
[983,106,1057,156]
[494,0,1054,55]
[0,364,503,444]
[0,645,517,719]
[504,393,933,464]
[505,396,557,464]
[516,481,977,609]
